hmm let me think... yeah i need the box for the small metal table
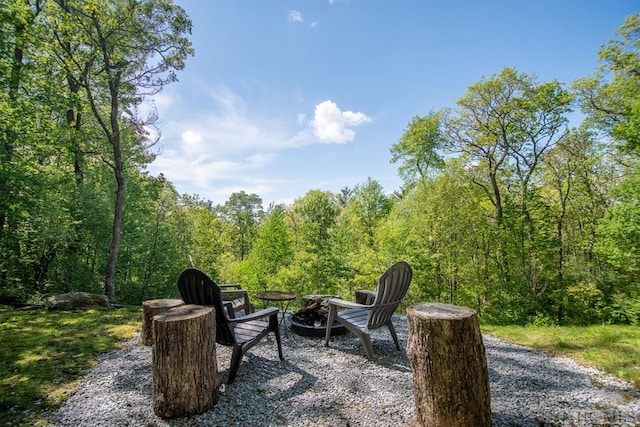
[255,291,296,337]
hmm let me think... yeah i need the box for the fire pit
[290,295,348,337]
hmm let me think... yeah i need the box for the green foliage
[390,111,447,186]
[1,7,639,329]
[188,204,223,278]
[599,14,640,152]
[608,293,640,325]
[560,282,606,325]
[237,205,293,295]
[219,191,264,261]
[116,175,188,304]
[283,190,345,297]
[596,164,640,278]
[574,14,640,152]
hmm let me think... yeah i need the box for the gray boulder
[46,292,110,310]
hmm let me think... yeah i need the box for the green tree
[329,179,393,296]
[379,160,496,315]
[574,14,640,152]
[446,67,572,227]
[348,178,391,249]
[49,0,193,302]
[285,190,342,296]
[0,1,44,292]
[572,13,640,323]
[595,164,640,323]
[238,204,293,294]
[188,204,224,279]
[445,68,573,314]
[116,174,188,303]
[390,111,447,188]
[219,191,263,262]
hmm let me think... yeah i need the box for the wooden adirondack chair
[177,268,284,384]
[324,261,413,360]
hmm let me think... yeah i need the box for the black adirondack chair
[177,268,284,384]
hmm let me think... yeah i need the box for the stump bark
[406,302,491,427]
[152,304,218,418]
[141,298,184,346]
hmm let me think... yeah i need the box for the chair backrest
[177,268,236,346]
[368,261,413,329]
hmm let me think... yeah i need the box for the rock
[46,292,110,310]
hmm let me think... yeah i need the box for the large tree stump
[141,299,184,346]
[406,302,491,427]
[152,304,218,418]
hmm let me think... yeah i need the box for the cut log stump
[141,298,184,346]
[152,304,218,418]
[406,302,491,427]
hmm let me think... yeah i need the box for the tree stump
[141,298,184,346]
[406,302,491,427]
[152,304,218,418]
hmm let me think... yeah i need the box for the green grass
[482,324,640,389]
[0,306,142,426]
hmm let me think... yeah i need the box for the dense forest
[1,1,638,325]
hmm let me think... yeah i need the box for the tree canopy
[0,8,638,326]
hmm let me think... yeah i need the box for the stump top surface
[407,302,476,320]
[142,298,184,309]
[153,304,213,322]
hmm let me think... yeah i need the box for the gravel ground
[52,314,640,427]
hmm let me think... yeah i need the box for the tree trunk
[406,302,491,427]
[152,304,218,418]
[0,17,25,289]
[141,298,184,346]
[104,163,125,303]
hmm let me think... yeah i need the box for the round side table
[255,291,296,337]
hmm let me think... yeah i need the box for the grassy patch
[482,324,640,389]
[0,307,142,425]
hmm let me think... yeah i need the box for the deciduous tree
[49,0,193,302]
[574,14,640,152]
[390,111,447,188]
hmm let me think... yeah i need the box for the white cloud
[310,100,372,143]
[146,84,299,203]
[181,130,205,155]
[288,10,303,23]
[147,85,372,205]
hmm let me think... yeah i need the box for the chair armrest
[327,297,369,309]
[355,290,376,305]
[219,283,242,290]
[230,307,279,324]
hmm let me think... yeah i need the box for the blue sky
[146,1,637,207]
